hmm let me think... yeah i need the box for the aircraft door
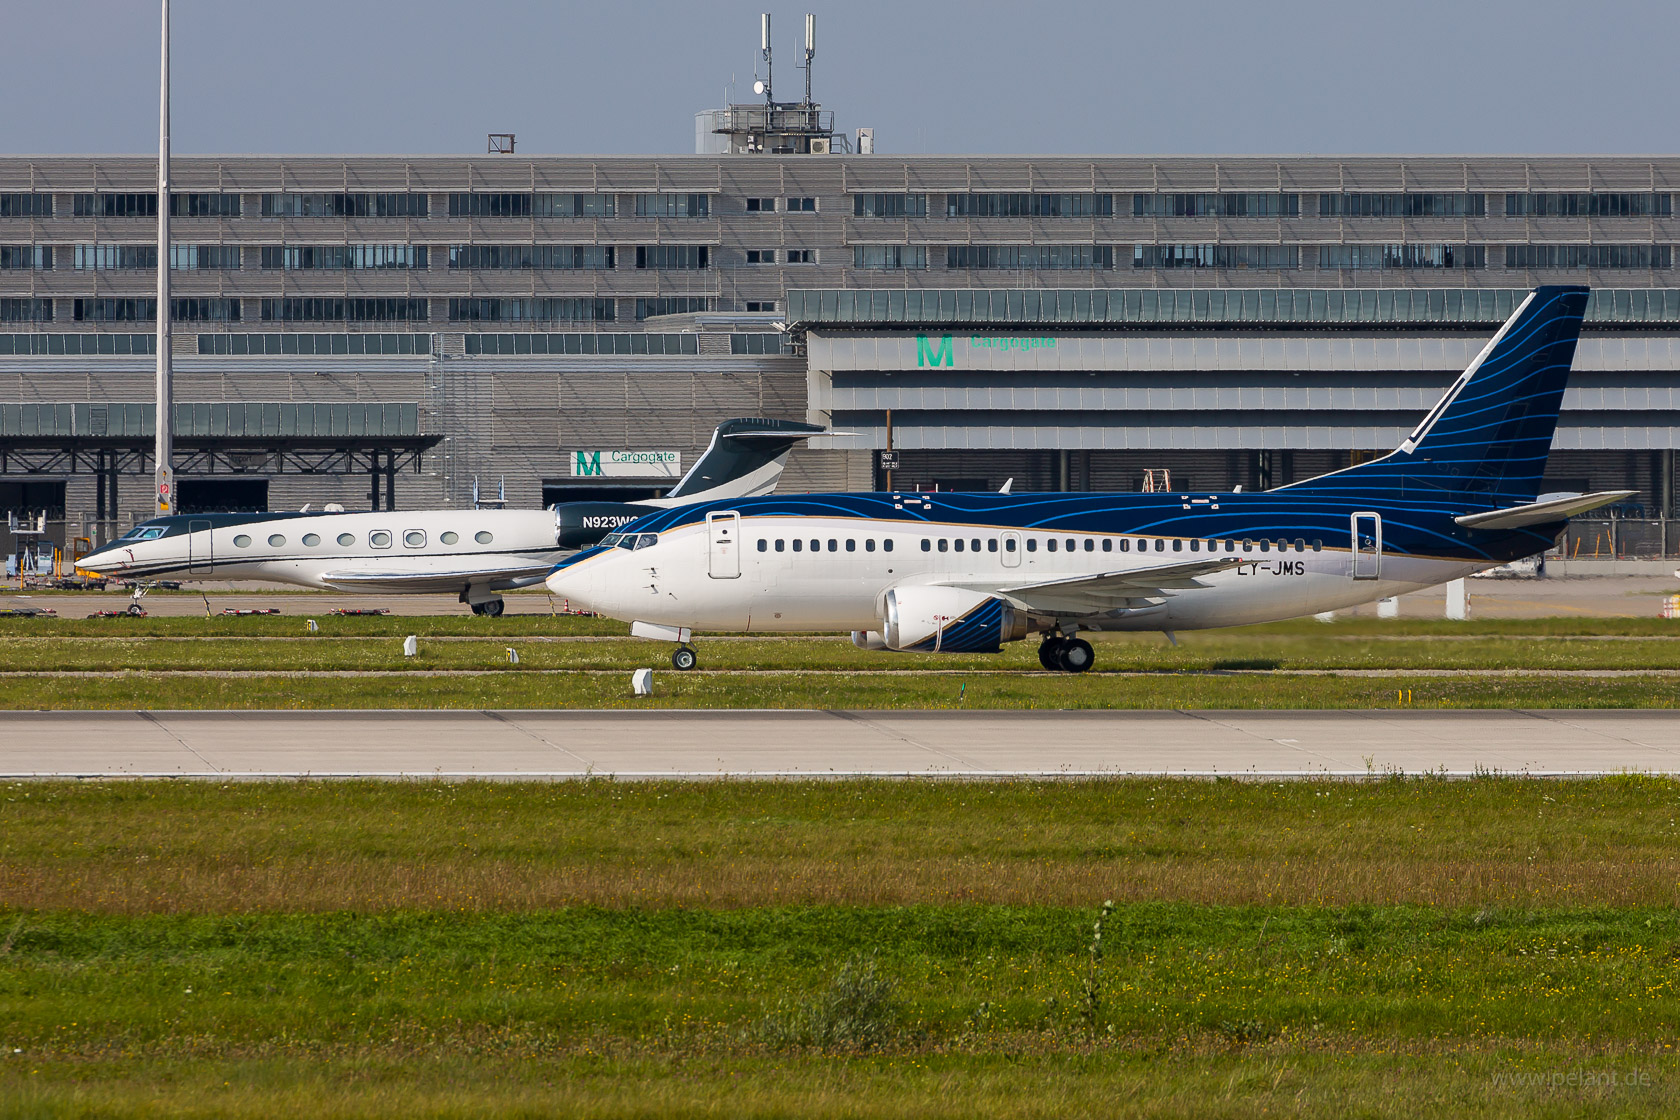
[1350,512,1382,580]
[1000,530,1023,568]
[187,519,213,571]
[707,511,741,579]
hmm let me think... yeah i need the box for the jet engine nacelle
[554,503,649,549]
[881,585,1027,653]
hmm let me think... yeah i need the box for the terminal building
[3,105,1678,559]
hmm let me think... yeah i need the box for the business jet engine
[860,585,1030,653]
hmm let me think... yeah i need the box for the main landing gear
[1038,634,1095,673]
[671,645,698,671]
[468,598,505,617]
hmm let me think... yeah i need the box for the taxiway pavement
[3,709,1677,778]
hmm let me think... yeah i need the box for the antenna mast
[760,13,773,104]
[803,13,815,108]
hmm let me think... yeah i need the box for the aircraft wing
[948,557,1241,614]
[317,558,555,595]
[1454,490,1634,531]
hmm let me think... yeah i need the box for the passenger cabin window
[1296,539,1307,552]
[865,539,875,552]
[1260,540,1271,552]
[757,539,767,552]
[441,531,458,544]
[1102,539,1112,552]
[404,530,426,548]
[810,539,819,552]
[1084,539,1094,552]
[233,534,251,547]
[846,540,856,552]
[828,539,838,552]
[1173,540,1183,552]
[1119,539,1130,552]
[921,539,931,552]
[303,533,320,546]
[475,531,493,544]
[793,540,803,552]
[1047,540,1057,553]
[369,530,391,548]
[938,539,949,552]
[953,540,963,552]
[337,533,354,546]
[268,534,286,547]
[1004,538,1016,552]
[987,539,998,553]
[1026,539,1037,552]
[883,540,893,552]
[775,539,785,552]
[1155,539,1165,552]
[1311,540,1323,551]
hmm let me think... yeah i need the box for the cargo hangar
[3,104,1679,559]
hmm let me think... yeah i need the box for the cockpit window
[121,526,168,541]
[599,533,624,548]
[633,534,657,550]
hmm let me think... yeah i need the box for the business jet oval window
[404,530,426,548]
[370,531,392,548]
[233,534,252,548]
[337,533,354,547]
[440,531,458,545]
[268,534,286,548]
[475,531,493,544]
[302,533,321,547]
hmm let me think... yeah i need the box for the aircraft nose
[544,563,598,611]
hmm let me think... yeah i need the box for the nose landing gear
[671,645,698,671]
[1037,633,1095,673]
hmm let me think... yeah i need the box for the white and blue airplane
[546,286,1630,670]
[77,418,823,615]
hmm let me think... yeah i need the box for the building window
[948,193,1115,218]
[1505,192,1672,218]
[786,197,817,212]
[1318,244,1485,270]
[853,244,928,270]
[744,249,776,264]
[0,246,52,270]
[852,193,927,218]
[1319,192,1486,218]
[534,193,615,217]
[946,244,1114,269]
[744,301,776,312]
[1503,244,1673,270]
[635,245,711,269]
[261,192,428,218]
[172,298,241,322]
[170,193,241,217]
[730,333,784,354]
[73,298,156,322]
[72,193,157,218]
[744,197,776,212]
[448,192,529,218]
[445,297,613,322]
[261,298,430,322]
[0,298,52,322]
[73,244,158,270]
[447,245,614,269]
[0,193,52,218]
[170,245,242,270]
[1132,193,1298,218]
[636,296,707,319]
[785,249,815,263]
[258,245,428,270]
[634,193,711,219]
[1132,244,1299,270]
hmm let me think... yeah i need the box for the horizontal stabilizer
[1454,490,1634,531]
[950,557,1240,614]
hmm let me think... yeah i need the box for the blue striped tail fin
[1283,285,1589,506]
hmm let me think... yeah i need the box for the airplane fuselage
[547,488,1549,637]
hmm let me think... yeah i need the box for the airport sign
[571,450,682,478]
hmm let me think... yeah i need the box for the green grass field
[3,616,1679,710]
[4,778,1680,1117]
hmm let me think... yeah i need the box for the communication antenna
[801,13,815,108]
[154,0,174,518]
[753,12,772,102]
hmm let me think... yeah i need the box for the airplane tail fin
[652,417,827,505]
[1283,285,1590,506]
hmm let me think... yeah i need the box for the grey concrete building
[2,151,1678,560]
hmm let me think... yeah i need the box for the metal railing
[1555,517,1680,560]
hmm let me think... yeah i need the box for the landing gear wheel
[671,646,698,671]
[126,603,144,617]
[469,599,505,617]
[1037,638,1065,671]
[1056,638,1095,674]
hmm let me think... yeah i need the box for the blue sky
[7,0,1677,155]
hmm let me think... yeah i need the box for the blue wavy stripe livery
[908,596,1006,653]
[563,285,1589,571]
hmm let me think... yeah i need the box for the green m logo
[916,334,954,367]
[573,451,602,476]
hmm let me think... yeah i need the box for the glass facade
[948,193,1114,218]
[171,193,241,217]
[852,193,927,218]
[947,245,1114,269]
[1506,192,1672,217]
[1133,193,1299,218]
[261,192,428,217]
[1320,192,1487,217]
[1133,244,1299,269]
[634,245,710,269]
[0,298,52,322]
[198,333,429,356]
[170,244,242,270]
[0,246,51,270]
[634,193,711,218]
[72,193,157,218]
[73,298,156,321]
[172,297,241,322]
[260,298,430,322]
[73,244,158,270]
[446,297,614,322]
[259,245,427,270]
[1504,244,1673,270]
[0,193,52,217]
[466,333,698,355]
[1318,244,1486,270]
[853,244,927,269]
[635,297,708,319]
[447,245,613,269]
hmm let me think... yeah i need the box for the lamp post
[154,0,174,517]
